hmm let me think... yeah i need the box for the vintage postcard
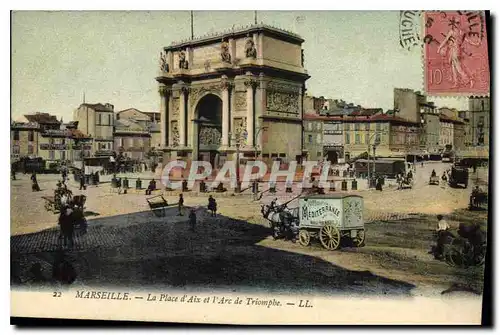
[10,10,491,325]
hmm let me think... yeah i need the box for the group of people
[432,214,485,263]
[430,169,451,185]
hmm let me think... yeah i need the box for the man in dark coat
[79,171,86,190]
[208,195,217,217]
[178,194,184,216]
[31,172,40,192]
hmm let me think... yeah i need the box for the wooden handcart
[146,195,169,217]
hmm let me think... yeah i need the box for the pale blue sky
[11,10,467,121]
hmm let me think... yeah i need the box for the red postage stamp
[423,11,490,96]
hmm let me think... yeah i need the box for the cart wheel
[353,229,365,247]
[319,225,341,250]
[475,244,487,266]
[444,239,466,268]
[298,229,311,247]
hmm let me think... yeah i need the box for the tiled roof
[439,114,465,124]
[24,113,60,124]
[303,113,419,124]
[81,103,114,112]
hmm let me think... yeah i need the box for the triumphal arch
[156,24,309,168]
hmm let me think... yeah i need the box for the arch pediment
[189,85,222,109]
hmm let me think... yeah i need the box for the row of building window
[97,113,114,126]
[345,133,381,145]
[12,130,35,142]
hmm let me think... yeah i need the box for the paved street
[10,162,488,295]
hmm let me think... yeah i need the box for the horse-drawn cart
[146,195,169,217]
[436,223,487,268]
[42,193,86,214]
[397,176,414,190]
[261,194,365,251]
[297,194,365,250]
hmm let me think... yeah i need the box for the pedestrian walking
[11,168,16,181]
[79,171,86,190]
[31,172,40,192]
[178,194,184,216]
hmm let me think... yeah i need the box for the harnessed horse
[261,200,299,240]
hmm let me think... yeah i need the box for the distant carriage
[469,189,488,210]
[397,175,414,190]
[429,175,440,185]
[448,165,469,188]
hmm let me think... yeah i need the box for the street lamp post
[229,129,247,193]
[366,132,381,188]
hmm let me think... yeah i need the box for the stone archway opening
[194,94,223,167]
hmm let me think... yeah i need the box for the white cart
[297,194,365,250]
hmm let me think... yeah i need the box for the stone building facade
[322,120,344,164]
[343,114,419,160]
[11,122,39,160]
[156,24,309,168]
[468,97,490,147]
[74,103,115,156]
[11,113,92,163]
[302,118,323,162]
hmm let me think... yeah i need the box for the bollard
[269,182,277,194]
[341,180,348,191]
[136,178,142,189]
[123,177,129,189]
[351,179,358,190]
[330,182,336,192]
[234,181,242,193]
[252,181,259,194]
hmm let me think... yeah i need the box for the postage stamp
[10,10,490,326]
[423,11,490,96]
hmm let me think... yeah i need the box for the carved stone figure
[266,91,300,114]
[171,122,179,147]
[234,92,247,110]
[233,118,247,145]
[159,52,169,72]
[220,39,231,63]
[179,51,189,70]
[199,126,221,146]
[245,38,257,58]
[172,98,180,117]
